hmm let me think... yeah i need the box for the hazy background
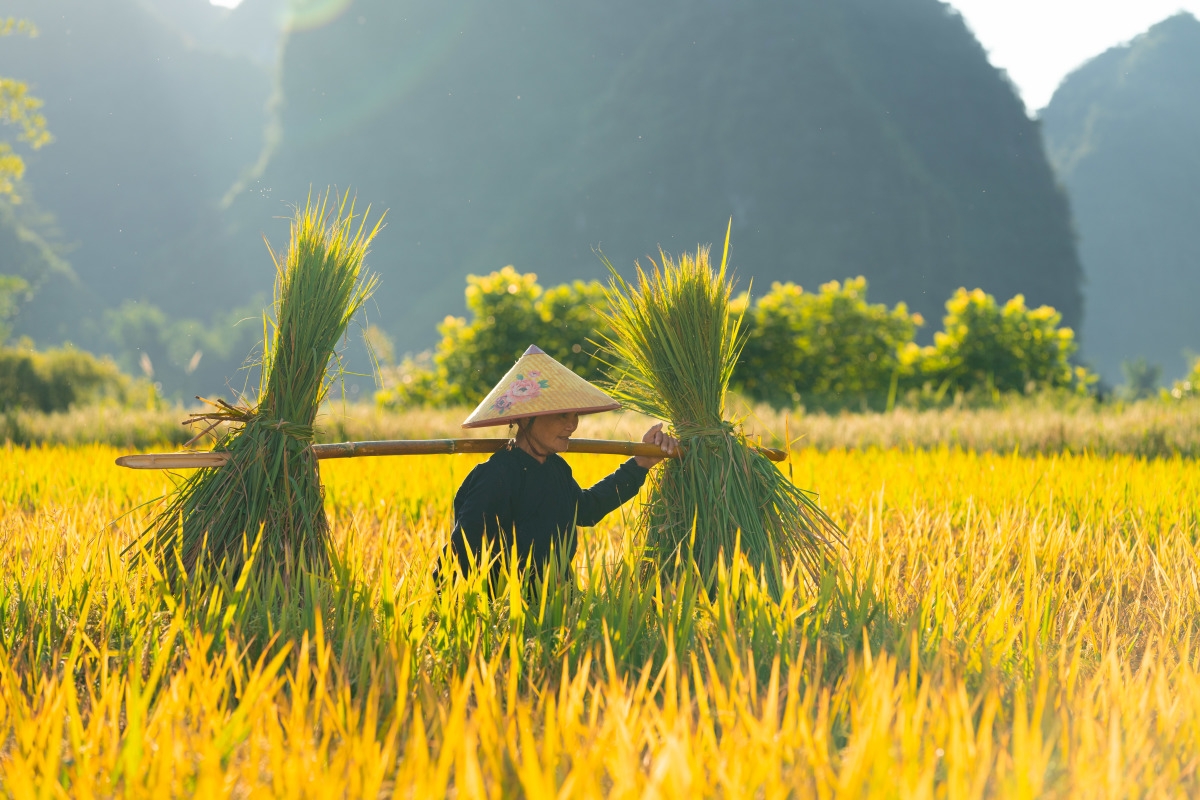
[1,0,1196,398]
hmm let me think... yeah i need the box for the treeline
[7,267,1198,418]
[0,343,151,413]
[2,0,1083,378]
[377,268,1096,413]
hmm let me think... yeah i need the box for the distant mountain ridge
[1042,12,1200,382]
[243,0,1082,355]
[1,0,1085,397]
[0,0,273,338]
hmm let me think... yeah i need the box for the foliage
[0,273,27,343]
[391,272,1093,414]
[0,18,52,203]
[0,341,137,413]
[378,267,610,409]
[733,281,1088,411]
[1118,356,1162,401]
[913,288,1091,398]
[260,0,1082,372]
[0,188,73,302]
[0,2,273,362]
[134,193,381,580]
[4,442,1200,792]
[361,323,395,367]
[1169,355,1200,401]
[0,21,64,344]
[6,1,1087,386]
[101,297,266,401]
[538,279,612,372]
[734,277,922,410]
[597,238,840,597]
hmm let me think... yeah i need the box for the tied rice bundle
[135,192,381,580]
[599,231,841,596]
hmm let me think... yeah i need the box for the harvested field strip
[5,399,1199,458]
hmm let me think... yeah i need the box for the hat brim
[461,401,620,429]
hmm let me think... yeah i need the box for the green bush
[103,298,264,400]
[1169,356,1200,401]
[734,277,922,410]
[913,288,1090,398]
[1117,357,1162,402]
[378,267,611,408]
[384,269,1093,413]
[0,343,137,412]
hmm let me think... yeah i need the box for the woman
[448,345,677,579]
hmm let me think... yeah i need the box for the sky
[208,0,1199,114]
[944,0,1199,111]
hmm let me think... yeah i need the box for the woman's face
[523,412,580,457]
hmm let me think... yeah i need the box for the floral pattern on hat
[462,345,619,428]
[492,371,550,413]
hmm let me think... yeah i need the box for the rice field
[2,440,1200,796]
[5,398,1200,458]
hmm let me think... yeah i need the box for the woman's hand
[634,422,680,469]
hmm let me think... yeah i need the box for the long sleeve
[573,458,649,527]
[449,462,512,571]
[445,449,650,579]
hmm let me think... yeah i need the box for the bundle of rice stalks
[133,192,381,581]
[598,230,841,597]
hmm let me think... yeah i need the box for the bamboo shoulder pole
[115,438,787,469]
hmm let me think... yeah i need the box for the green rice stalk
[597,227,841,597]
[132,191,381,581]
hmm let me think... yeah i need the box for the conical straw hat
[462,345,621,428]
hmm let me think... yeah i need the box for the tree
[916,288,1085,396]
[378,267,611,408]
[0,18,53,203]
[1168,356,1199,401]
[1118,357,1162,401]
[734,278,923,410]
[0,342,133,412]
[101,298,265,401]
[1,18,53,346]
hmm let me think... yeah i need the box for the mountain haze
[2,0,1084,397]
[0,0,272,329]
[138,0,286,66]
[1042,12,1200,383]
[244,0,1082,354]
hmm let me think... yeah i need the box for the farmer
[447,344,678,579]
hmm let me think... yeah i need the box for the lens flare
[284,7,472,151]
[286,0,355,31]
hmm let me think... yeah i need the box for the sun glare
[209,0,243,8]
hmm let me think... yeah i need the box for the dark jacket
[448,446,648,576]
